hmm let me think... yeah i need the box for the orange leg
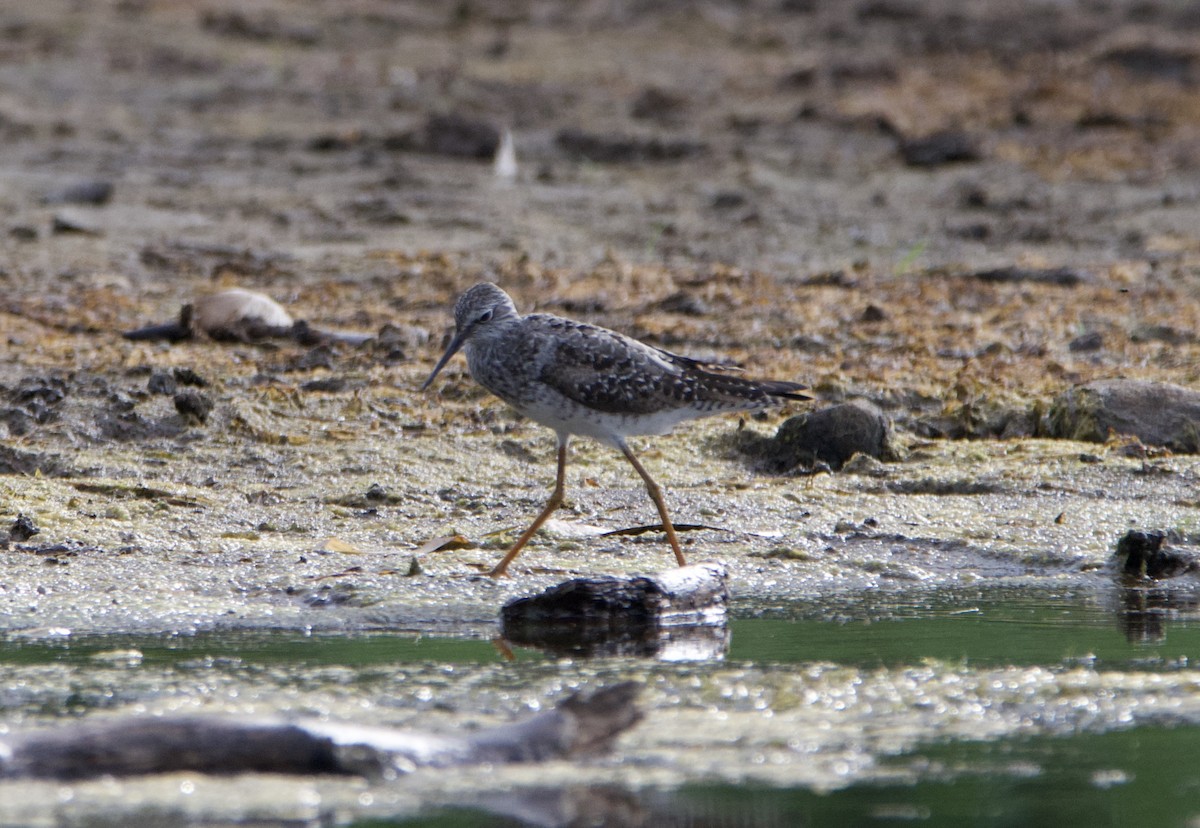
[619,442,688,568]
[489,442,568,578]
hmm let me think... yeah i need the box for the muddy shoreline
[2,1,1200,824]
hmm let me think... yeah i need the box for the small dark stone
[147,370,177,395]
[9,225,38,241]
[172,367,208,387]
[1100,45,1196,83]
[174,390,214,425]
[9,513,39,542]
[861,304,887,322]
[656,291,711,316]
[1068,331,1104,352]
[971,266,1086,286]
[421,113,500,159]
[300,377,347,393]
[630,87,687,123]
[771,400,894,471]
[710,191,748,210]
[898,130,981,167]
[857,0,921,21]
[947,222,991,240]
[556,128,705,163]
[43,180,114,206]
[364,483,388,502]
[1130,323,1193,344]
[293,346,335,372]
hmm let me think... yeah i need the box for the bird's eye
[477,309,494,324]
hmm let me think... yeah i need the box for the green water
[2,586,1192,670]
[2,586,1198,827]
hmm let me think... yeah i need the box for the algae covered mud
[4,0,1200,824]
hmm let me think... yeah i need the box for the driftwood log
[0,683,640,780]
[501,563,729,658]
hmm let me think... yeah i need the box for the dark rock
[421,113,500,159]
[8,513,39,542]
[1047,379,1200,452]
[174,390,214,425]
[971,266,1086,286]
[173,367,208,387]
[43,180,114,206]
[861,304,887,322]
[1100,45,1197,83]
[556,128,705,163]
[305,132,361,152]
[1068,331,1104,352]
[0,445,74,477]
[300,377,347,393]
[630,87,687,123]
[372,323,428,364]
[655,291,711,316]
[8,225,38,241]
[147,370,177,395]
[857,0,920,21]
[770,399,894,470]
[1130,323,1193,344]
[1113,530,1200,581]
[199,10,319,45]
[710,191,748,210]
[898,130,980,167]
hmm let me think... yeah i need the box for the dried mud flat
[2,2,1200,639]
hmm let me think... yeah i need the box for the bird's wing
[531,317,685,415]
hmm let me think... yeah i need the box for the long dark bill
[420,329,469,390]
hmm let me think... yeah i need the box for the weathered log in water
[0,683,640,780]
[501,564,728,658]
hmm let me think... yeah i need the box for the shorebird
[422,282,808,577]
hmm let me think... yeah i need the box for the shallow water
[2,585,1198,826]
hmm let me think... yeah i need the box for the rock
[8,513,39,542]
[421,113,500,159]
[898,130,980,167]
[1068,331,1104,352]
[770,399,894,470]
[556,128,705,163]
[1047,379,1200,452]
[43,179,113,206]
[630,86,687,124]
[1112,530,1200,581]
[1100,45,1197,84]
[174,390,214,424]
[971,266,1087,286]
[173,367,208,387]
[147,370,177,395]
